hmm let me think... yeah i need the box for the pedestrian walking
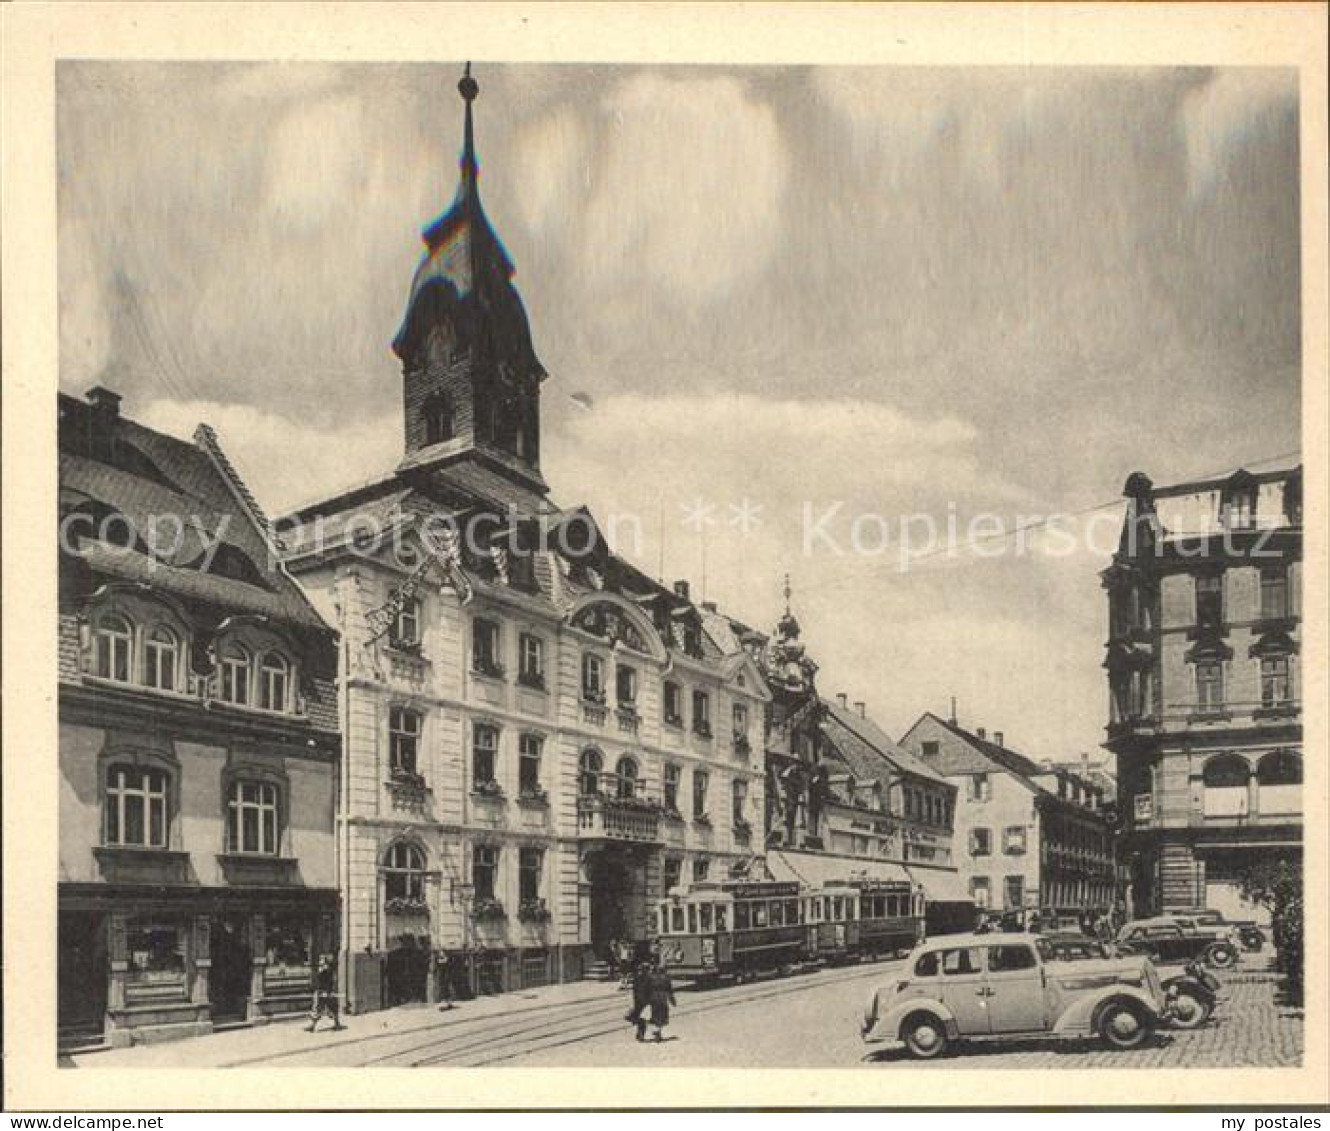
[306,954,344,1032]
[626,959,652,1041]
[436,949,455,1011]
[646,961,677,1043]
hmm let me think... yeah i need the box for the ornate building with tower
[281,70,769,1010]
[1101,465,1302,918]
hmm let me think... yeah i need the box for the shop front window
[265,914,313,982]
[125,921,185,985]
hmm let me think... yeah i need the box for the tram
[652,878,925,983]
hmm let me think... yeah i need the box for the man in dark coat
[647,961,677,1042]
[306,954,344,1032]
[626,959,652,1040]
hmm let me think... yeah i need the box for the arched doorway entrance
[584,849,651,961]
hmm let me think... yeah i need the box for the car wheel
[1205,943,1238,970]
[1098,1001,1153,1050]
[901,1013,950,1060]
[1168,988,1212,1030]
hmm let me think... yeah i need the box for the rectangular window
[616,664,638,707]
[473,845,498,901]
[125,921,185,985]
[1196,661,1224,712]
[970,876,990,909]
[921,740,940,760]
[472,619,502,677]
[663,856,682,894]
[518,733,542,794]
[1261,657,1292,707]
[692,690,712,737]
[228,780,280,855]
[663,682,683,725]
[970,827,992,856]
[692,857,710,883]
[581,653,605,702]
[732,778,748,825]
[1261,570,1289,620]
[1003,825,1026,854]
[970,773,990,802]
[389,707,420,774]
[663,763,681,813]
[732,702,748,741]
[1196,573,1224,629]
[519,847,543,904]
[105,765,168,849]
[391,597,421,650]
[1004,875,1025,910]
[472,724,498,786]
[693,770,709,820]
[518,633,545,688]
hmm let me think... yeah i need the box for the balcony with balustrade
[576,774,663,845]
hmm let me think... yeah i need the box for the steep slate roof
[58,394,328,632]
[822,700,951,788]
[917,711,1045,779]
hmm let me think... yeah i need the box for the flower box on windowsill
[733,819,752,839]
[661,806,685,823]
[733,735,752,755]
[693,814,713,828]
[663,715,684,730]
[471,898,507,922]
[387,637,424,657]
[517,673,547,692]
[517,787,549,806]
[472,780,506,801]
[518,898,552,923]
[384,897,429,915]
[472,662,506,682]
[693,723,713,740]
[389,768,428,791]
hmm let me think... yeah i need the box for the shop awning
[765,849,911,888]
[907,865,971,903]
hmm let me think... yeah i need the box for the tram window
[785,899,799,923]
[658,907,668,935]
[847,899,857,920]
[671,906,685,933]
[688,904,697,934]
[753,902,769,927]
[716,905,728,932]
[873,896,886,918]
[770,901,785,926]
[810,898,821,923]
[831,896,844,920]
[797,901,807,925]
[734,902,750,930]
[700,903,714,933]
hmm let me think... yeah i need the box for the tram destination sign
[721,881,801,898]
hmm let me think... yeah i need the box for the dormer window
[144,626,181,692]
[219,642,252,706]
[259,651,290,712]
[1220,473,1258,530]
[94,613,134,684]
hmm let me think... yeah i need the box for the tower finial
[458,62,479,188]
[783,572,792,615]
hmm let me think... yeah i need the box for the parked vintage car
[861,934,1169,1059]
[1116,918,1239,970]
[1042,933,1114,962]
[1172,908,1267,952]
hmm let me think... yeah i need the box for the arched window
[144,625,180,692]
[219,641,252,706]
[1257,750,1301,817]
[105,764,168,848]
[579,748,603,797]
[383,841,427,905]
[1202,754,1251,818]
[227,779,280,854]
[259,651,290,713]
[94,613,134,683]
[614,755,638,800]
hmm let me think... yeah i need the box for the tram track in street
[400,961,898,1067]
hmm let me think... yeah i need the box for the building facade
[58,389,340,1049]
[1101,466,1302,919]
[280,72,768,1010]
[899,713,1115,918]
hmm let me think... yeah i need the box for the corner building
[1101,466,1302,918]
[282,73,768,1010]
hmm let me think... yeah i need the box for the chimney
[949,696,958,726]
[854,700,866,718]
[836,692,848,709]
[673,580,690,601]
[995,731,1004,748]
[976,727,986,741]
[701,600,717,613]
[86,385,123,418]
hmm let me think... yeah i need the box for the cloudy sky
[57,62,1301,761]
